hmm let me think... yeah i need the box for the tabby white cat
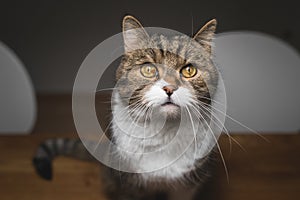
[34,15,221,200]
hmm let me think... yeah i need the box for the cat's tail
[32,138,95,180]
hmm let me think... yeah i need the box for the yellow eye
[181,65,197,78]
[140,64,157,78]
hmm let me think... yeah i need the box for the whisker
[96,87,116,92]
[198,96,226,106]
[193,106,229,183]
[92,118,114,153]
[197,101,270,142]
[185,106,198,160]
[142,106,153,154]
[192,103,246,153]
[193,102,244,150]
[191,12,194,37]
[127,104,145,132]
[114,100,144,120]
[190,102,233,152]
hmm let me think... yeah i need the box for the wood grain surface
[0,133,299,200]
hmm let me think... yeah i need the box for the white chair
[214,31,300,132]
[0,41,36,134]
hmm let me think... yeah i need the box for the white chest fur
[111,97,209,181]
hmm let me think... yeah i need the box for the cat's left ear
[193,19,217,53]
[122,15,149,52]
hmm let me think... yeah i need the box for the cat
[33,15,220,200]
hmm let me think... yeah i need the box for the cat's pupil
[186,67,191,74]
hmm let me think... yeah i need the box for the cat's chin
[160,103,180,118]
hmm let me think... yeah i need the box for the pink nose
[163,85,178,96]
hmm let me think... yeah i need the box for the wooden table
[0,133,299,200]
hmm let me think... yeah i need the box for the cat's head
[115,15,218,119]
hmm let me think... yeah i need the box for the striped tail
[33,138,95,180]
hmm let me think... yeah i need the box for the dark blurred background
[0,2,300,200]
[1,0,299,93]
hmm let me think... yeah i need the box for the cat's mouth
[161,100,179,107]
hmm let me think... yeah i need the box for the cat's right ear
[122,15,149,52]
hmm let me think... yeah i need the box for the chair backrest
[0,41,36,134]
[214,31,300,132]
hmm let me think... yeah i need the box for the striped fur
[33,138,95,180]
[33,15,220,200]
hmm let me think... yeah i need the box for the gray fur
[33,15,219,200]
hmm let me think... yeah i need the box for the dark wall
[1,0,299,93]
